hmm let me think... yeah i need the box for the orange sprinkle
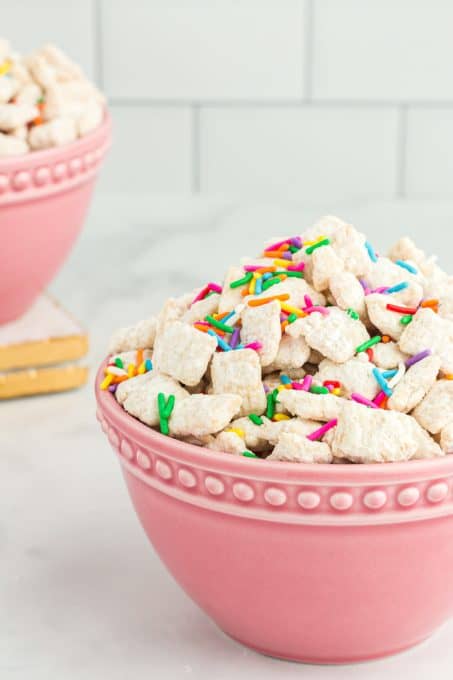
[255,266,276,274]
[31,115,43,126]
[248,294,290,307]
[381,335,390,343]
[241,287,250,297]
[135,348,144,367]
[194,323,225,336]
[277,274,287,281]
[213,311,229,320]
[281,320,288,332]
[111,375,130,384]
[444,374,453,380]
[421,299,439,308]
[380,396,389,410]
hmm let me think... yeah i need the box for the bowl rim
[95,358,453,484]
[0,108,112,170]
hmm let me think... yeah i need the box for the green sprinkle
[288,245,299,253]
[310,385,329,394]
[157,392,175,435]
[114,357,124,369]
[355,335,382,354]
[305,238,330,255]
[242,450,258,458]
[347,308,359,320]
[205,315,235,333]
[400,314,413,325]
[230,272,253,289]
[284,271,304,278]
[262,277,281,291]
[287,313,297,323]
[248,414,263,425]
[266,392,275,419]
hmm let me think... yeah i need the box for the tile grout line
[191,105,201,193]
[304,0,314,101]
[93,0,104,89]
[396,105,408,198]
[107,97,453,109]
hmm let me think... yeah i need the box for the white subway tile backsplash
[98,106,193,193]
[312,0,453,102]
[102,0,306,101]
[405,108,453,197]
[200,106,399,201]
[1,0,95,80]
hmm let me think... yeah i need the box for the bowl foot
[223,630,432,665]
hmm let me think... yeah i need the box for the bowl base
[224,630,432,665]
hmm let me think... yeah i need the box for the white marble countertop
[3,194,453,679]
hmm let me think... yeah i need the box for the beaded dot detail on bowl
[264,487,287,507]
[205,476,225,496]
[427,482,449,503]
[178,468,196,488]
[233,482,255,502]
[330,492,354,511]
[156,460,172,480]
[108,427,119,448]
[297,491,321,510]
[120,439,134,460]
[397,487,420,507]
[363,490,387,510]
[136,450,151,470]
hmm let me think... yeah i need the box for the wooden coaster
[0,295,89,399]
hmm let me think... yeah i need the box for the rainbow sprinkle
[365,241,378,262]
[306,418,338,441]
[395,260,418,274]
[372,368,393,397]
[157,393,175,435]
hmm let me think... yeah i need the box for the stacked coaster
[0,295,88,399]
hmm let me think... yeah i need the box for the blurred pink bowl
[0,113,111,323]
[96,361,453,664]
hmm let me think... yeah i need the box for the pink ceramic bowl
[96,361,453,664]
[0,113,111,323]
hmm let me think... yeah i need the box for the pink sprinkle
[208,282,222,294]
[190,281,221,306]
[304,294,313,308]
[304,305,329,315]
[245,341,262,351]
[372,286,389,294]
[351,392,378,409]
[194,321,210,327]
[301,375,313,391]
[306,418,338,442]
[286,261,305,272]
[372,390,387,407]
[243,265,261,272]
[265,237,293,251]
[291,381,304,390]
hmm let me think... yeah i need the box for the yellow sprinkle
[0,60,11,77]
[253,271,261,279]
[273,258,291,268]
[280,302,306,317]
[332,388,341,396]
[100,374,113,390]
[304,234,326,247]
[138,362,146,374]
[277,384,292,391]
[249,277,256,294]
[272,413,291,421]
[225,427,245,438]
[444,374,453,380]
[127,363,136,377]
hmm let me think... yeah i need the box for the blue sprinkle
[221,310,235,323]
[235,343,245,350]
[262,272,273,281]
[255,277,263,295]
[207,329,231,351]
[386,281,409,294]
[382,369,398,379]
[372,368,393,396]
[145,358,153,371]
[365,241,378,263]
[280,374,291,384]
[395,259,418,275]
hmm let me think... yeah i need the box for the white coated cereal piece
[301,215,349,243]
[211,349,266,417]
[181,293,219,325]
[181,434,215,447]
[15,82,41,105]
[329,223,371,277]
[11,125,27,140]
[28,116,77,150]
[77,102,103,136]
[240,300,281,367]
[156,291,195,333]
[329,271,366,317]
[440,422,453,454]
[286,307,369,364]
[153,321,217,386]
[365,294,405,340]
[278,389,344,421]
[37,44,85,81]
[399,308,453,375]
[8,58,32,87]
[229,416,270,451]
[264,334,310,373]
[411,425,444,459]
[412,380,453,434]
[0,103,38,131]
[311,245,344,292]
[388,237,448,293]
[262,372,283,392]
[108,317,157,353]
[261,417,322,446]
[387,355,440,413]
[0,75,17,103]
[388,237,426,267]
[267,432,332,463]
[372,341,409,369]
[438,294,453,322]
[44,81,103,120]
[123,374,190,427]
[208,431,245,455]
[255,277,325,308]
[315,358,379,400]
[285,367,307,380]
[115,371,156,405]
[0,131,28,156]
[331,402,422,463]
[218,266,246,314]
[366,257,423,306]
[169,393,242,437]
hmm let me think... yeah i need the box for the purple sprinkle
[405,348,431,368]
[291,236,302,248]
[359,278,368,291]
[264,384,270,393]
[280,313,286,322]
[108,384,118,394]
[230,327,241,349]
[282,251,293,261]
